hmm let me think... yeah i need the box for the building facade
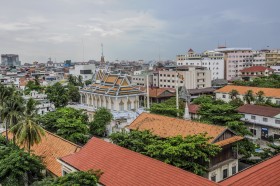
[177,49,225,80]
[69,63,96,81]
[153,66,211,89]
[265,49,280,65]
[215,48,266,80]
[1,54,21,66]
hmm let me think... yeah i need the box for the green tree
[67,84,80,103]
[68,74,78,86]
[89,107,113,137]
[150,97,184,117]
[255,91,265,105]
[110,130,221,175]
[77,75,83,86]
[11,98,45,153]
[38,107,89,144]
[229,89,239,100]
[33,170,101,186]
[85,79,92,86]
[233,74,280,88]
[244,90,255,104]
[45,82,69,108]
[0,141,44,185]
[192,95,213,105]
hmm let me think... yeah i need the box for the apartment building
[69,63,95,81]
[238,104,280,140]
[153,66,211,89]
[215,48,266,80]
[177,49,224,80]
[265,49,280,65]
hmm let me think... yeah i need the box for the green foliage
[89,107,113,137]
[33,170,101,186]
[150,97,184,117]
[24,81,44,95]
[233,74,280,88]
[110,130,221,175]
[192,95,213,104]
[0,140,44,185]
[45,82,69,108]
[67,84,80,103]
[256,143,280,160]
[229,98,244,107]
[38,107,89,144]
[85,79,93,86]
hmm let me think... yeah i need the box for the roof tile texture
[61,137,218,186]
[215,85,280,99]
[240,66,274,73]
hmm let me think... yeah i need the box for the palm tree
[229,89,239,100]
[78,75,83,87]
[11,98,45,153]
[255,91,265,105]
[244,90,255,104]
[1,97,24,142]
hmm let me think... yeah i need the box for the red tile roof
[220,154,280,186]
[237,104,280,117]
[61,137,218,186]
[140,87,175,98]
[240,66,274,73]
[127,113,243,145]
[188,104,200,114]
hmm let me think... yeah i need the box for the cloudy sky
[0,0,279,63]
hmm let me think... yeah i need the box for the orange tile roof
[115,78,122,85]
[2,130,80,177]
[105,75,118,83]
[215,136,243,147]
[240,66,274,73]
[61,138,218,186]
[128,113,226,143]
[215,85,280,98]
[220,154,280,186]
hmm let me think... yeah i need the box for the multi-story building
[1,54,21,66]
[153,66,211,89]
[215,48,266,80]
[238,104,280,141]
[69,63,96,81]
[265,49,280,65]
[240,66,274,81]
[177,49,224,80]
[131,71,153,86]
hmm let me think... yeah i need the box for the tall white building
[69,63,96,81]
[153,66,211,89]
[215,48,266,81]
[177,49,224,80]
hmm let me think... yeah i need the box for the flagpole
[146,74,150,110]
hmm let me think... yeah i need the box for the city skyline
[0,0,279,63]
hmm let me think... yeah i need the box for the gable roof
[240,66,274,73]
[220,154,280,186]
[2,130,81,176]
[237,104,280,117]
[60,137,218,186]
[215,85,280,99]
[127,113,242,145]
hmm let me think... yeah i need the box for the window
[276,119,280,124]
[223,169,228,179]
[232,166,236,175]
[250,129,257,136]
[251,115,256,120]
[222,94,226,98]
[263,117,268,122]
[211,175,216,182]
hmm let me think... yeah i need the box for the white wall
[208,159,238,182]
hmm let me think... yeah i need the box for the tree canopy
[45,82,69,108]
[38,107,89,144]
[89,107,113,137]
[233,74,280,88]
[110,130,221,175]
[150,97,185,117]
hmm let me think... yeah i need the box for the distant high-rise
[1,54,21,66]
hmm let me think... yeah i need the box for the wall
[208,159,238,182]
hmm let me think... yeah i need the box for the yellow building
[266,50,280,65]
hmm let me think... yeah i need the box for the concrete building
[238,104,280,141]
[215,85,280,105]
[270,64,280,75]
[131,71,153,86]
[69,63,95,81]
[240,66,274,81]
[154,66,211,89]
[265,49,280,65]
[215,48,266,81]
[177,49,224,80]
[1,54,21,66]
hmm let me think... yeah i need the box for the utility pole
[146,74,150,111]
[176,66,179,117]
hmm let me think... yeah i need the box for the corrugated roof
[128,113,226,143]
[215,85,280,99]
[220,154,280,186]
[61,137,218,186]
[237,104,280,117]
